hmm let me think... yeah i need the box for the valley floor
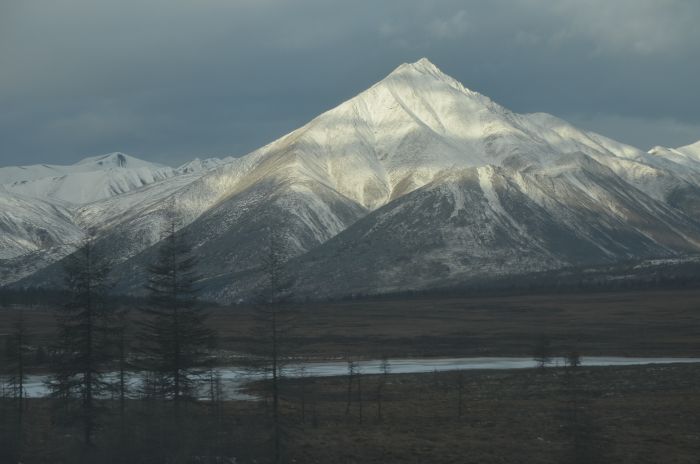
[3,288,700,364]
[228,287,700,359]
[4,363,700,463]
[270,362,700,463]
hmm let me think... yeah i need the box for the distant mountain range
[3,58,700,301]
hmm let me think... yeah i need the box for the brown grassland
[6,363,700,463]
[268,363,700,463]
[3,288,700,360]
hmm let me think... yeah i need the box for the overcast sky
[1,0,699,167]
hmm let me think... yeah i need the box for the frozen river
[17,356,700,400]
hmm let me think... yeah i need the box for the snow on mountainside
[649,140,700,170]
[214,58,697,213]
[0,152,228,285]
[0,152,178,205]
[74,152,165,169]
[678,140,700,158]
[0,189,82,259]
[175,157,235,174]
[646,140,700,218]
[0,187,84,284]
[6,59,700,299]
[285,161,700,299]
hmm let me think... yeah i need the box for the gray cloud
[0,0,698,167]
[426,10,472,40]
[541,0,699,55]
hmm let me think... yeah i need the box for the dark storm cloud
[1,0,699,167]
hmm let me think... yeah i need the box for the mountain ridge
[3,58,700,301]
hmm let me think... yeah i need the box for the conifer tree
[138,211,213,410]
[50,233,113,448]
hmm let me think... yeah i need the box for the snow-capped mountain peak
[390,57,446,77]
[383,58,492,104]
[74,152,166,169]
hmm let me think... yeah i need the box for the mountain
[5,59,700,300]
[0,152,229,284]
[0,152,179,205]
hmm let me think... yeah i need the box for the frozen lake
[17,356,700,400]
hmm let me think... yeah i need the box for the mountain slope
[646,140,700,217]
[0,188,84,283]
[0,189,82,260]
[281,158,700,299]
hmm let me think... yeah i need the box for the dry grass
[3,288,700,360]
[215,288,700,358]
[5,360,700,462]
[271,363,700,463]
